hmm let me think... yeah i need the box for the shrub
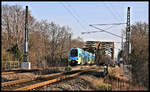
[98,83,112,90]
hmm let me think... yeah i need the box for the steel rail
[1,72,62,88]
[14,72,82,91]
[2,72,15,75]
[14,68,98,91]
[2,66,96,88]
[2,78,35,88]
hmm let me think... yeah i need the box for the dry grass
[98,83,111,90]
[79,75,104,90]
[108,66,128,81]
[105,66,148,91]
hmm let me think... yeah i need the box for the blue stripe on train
[69,56,78,60]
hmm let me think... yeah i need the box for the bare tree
[2,4,85,69]
[2,4,36,67]
[122,22,149,88]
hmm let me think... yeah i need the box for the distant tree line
[2,5,84,68]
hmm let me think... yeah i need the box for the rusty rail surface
[2,78,35,88]
[1,72,63,87]
[1,68,42,75]
[2,72,15,75]
[2,68,43,72]
[2,66,98,91]
[14,72,82,91]
[2,67,94,87]
[14,68,98,91]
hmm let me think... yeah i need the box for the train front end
[68,48,79,65]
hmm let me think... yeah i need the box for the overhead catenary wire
[66,3,90,26]
[61,2,97,40]
[85,3,126,41]
[66,3,94,35]
[83,3,126,38]
[89,25,124,39]
[108,3,123,22]
[60,2,88,32]
[81,25,114,34]
[61,2,126,44]
[92,23,126,26]
[104,3,121,22]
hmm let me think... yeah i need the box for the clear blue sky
[2,1,148,59]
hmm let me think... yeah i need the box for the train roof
[70,48,95,55]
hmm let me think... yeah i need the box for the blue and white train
[68,48,95,65]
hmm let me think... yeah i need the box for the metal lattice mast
[126,7,131,54]
[125,7,131,64]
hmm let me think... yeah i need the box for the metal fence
[2,61,20,71]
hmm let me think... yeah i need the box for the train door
[78,53,82,64]
[81,55,83,65]
[80,50,83,65]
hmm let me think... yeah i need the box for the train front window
[70,49,78,57]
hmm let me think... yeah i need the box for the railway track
[2,72,63,88]
[15,72,82,91]
[1,65,92,75]
[2,72,16,75]
[2,66,99,91]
